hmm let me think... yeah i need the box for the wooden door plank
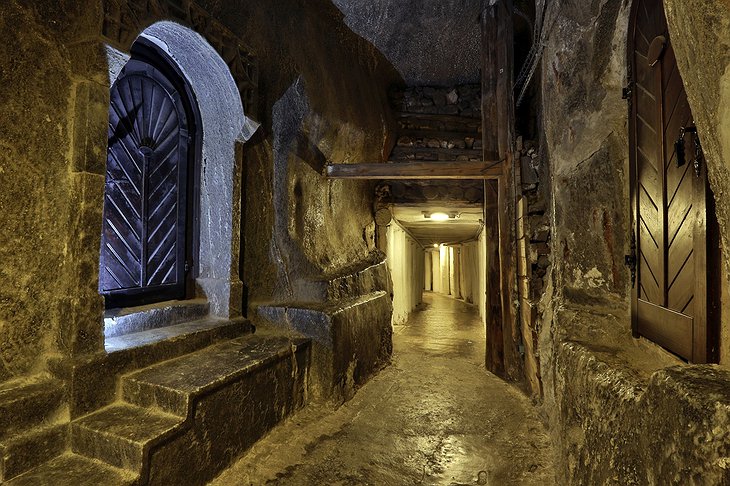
[639,252,661,304]
[638,299,693,360]
[668,254,694,312]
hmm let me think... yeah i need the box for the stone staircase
[2,316,310,485]
[0,376,68,481]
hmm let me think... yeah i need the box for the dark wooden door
[629,0,714,362]
[99,57,191,308]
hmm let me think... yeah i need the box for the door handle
[675,126,698,170]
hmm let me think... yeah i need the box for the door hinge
[184,261,191,274]
[625,230,637,288]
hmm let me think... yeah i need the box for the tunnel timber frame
[328,0,522,382]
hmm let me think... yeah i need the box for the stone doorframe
[60,10,257,358]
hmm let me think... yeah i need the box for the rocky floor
[210,292,555,486]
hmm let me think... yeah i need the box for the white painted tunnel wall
[440,246,450,295]
[423,229,487,321]
[386,223,425,325]
[424,252,432,291]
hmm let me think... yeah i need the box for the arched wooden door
[629,0,716,362]
[99,50,194,308]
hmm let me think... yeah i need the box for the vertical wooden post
[482,1,505,377]
[482,0,523,381]
[484,181,505,376]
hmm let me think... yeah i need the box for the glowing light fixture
[429,212,450,221]
[433,243,439,248]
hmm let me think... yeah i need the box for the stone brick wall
[390,85,481,118]
[388,85,482,162]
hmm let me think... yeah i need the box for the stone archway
[116,21,249,318]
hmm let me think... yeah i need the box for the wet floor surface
[211,292,555,486]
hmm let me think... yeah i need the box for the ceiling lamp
[423,211,458,221]
[429,212,450,221]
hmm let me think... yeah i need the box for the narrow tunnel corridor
[4,0,730,483]
[211,292,553,485]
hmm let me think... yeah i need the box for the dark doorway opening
[100,40,200,309]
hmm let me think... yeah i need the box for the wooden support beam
[326,160,503,180]
[482,0,526,384]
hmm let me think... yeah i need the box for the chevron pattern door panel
[100,57,190,307]
[630,0,712,362]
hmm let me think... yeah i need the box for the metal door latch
[625,230,637,288]
[622,82,633,101]
[675,126,703,177]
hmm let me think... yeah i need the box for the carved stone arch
[98,19,252,320]
[101,0,258,118]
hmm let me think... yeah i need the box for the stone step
[0,424,68,482]
[71,403,182,473]
[0,377,65,438]
[24,332,310,485]
[122,333,310,417]
[104,316,250,353]
[5,452,136,486]
[55,317,253,420]
[104,299,210,339]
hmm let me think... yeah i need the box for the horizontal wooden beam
[326,160,503,180]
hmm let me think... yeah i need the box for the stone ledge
[287,257,391,304]
[49,318,252,418]
[103,299,210,339]
[256,291,393,404]
[551,300,730,485]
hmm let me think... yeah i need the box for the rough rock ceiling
[331,0,482,86]
[393,205,483,247]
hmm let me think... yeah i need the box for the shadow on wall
[218,0,407,305]
[329,0,483,86]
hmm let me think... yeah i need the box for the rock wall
[200,0,402,403]
[329,0,482,86]
[391,85,482,118]
[0,0,399,393]
[217,0,399,307]
[0,1,104,380]
[537,0,730,483]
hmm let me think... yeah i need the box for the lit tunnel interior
[381,193,489,328]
